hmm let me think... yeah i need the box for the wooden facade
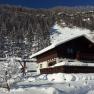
[40,65,94,74]
[56,36,94,61]
[35,36,94,74]
[37,49,57,63]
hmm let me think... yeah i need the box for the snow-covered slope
[50,23,94,44]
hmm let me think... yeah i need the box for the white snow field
[0,73,94,94]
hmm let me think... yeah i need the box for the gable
[30,33,94,58]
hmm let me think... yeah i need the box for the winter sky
[0,0,94,8]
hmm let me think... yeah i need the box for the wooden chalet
[30,30,94,74]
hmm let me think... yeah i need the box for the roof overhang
[30,33,94,58]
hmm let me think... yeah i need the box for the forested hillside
[0,5,94,58]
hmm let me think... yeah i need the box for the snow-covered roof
[30,25,94,58]
[30,44,55,58]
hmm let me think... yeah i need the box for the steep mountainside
[0,5,94,58]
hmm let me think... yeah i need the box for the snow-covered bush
[28,77,35,82]
[37,74,47,80]
[0,57,21,90]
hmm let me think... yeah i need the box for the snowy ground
[1,73,94,94]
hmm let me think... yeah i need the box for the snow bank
[0,88,9,94]
[8,73,94,94]
[37,73,94,83]
[10,87,58,94]
[11,88,24,92]
[28,77,36,82]
[64,74,76,82]
[86,90,94,94]
[46,87,59,94]
[47,73,76,82]
[74,74,94,81]
[37,74,47,80]
[47,73,65,83]
[30,87,58,94]
[37,73,75,82]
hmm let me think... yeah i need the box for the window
[40,64,42,69]
[48,61,56,67]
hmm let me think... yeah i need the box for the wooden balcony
[40,65,94,74]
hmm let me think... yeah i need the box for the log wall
[40,65,94,74]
